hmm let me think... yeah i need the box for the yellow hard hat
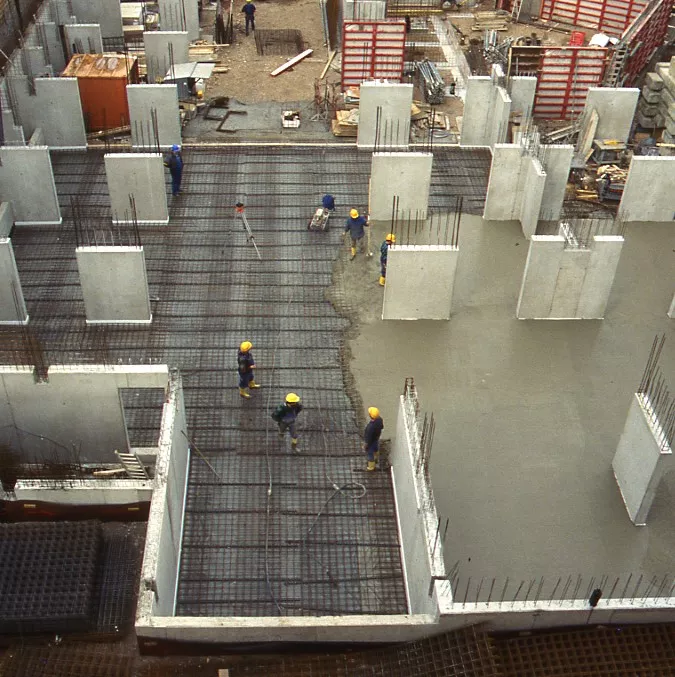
[368,406,380,419]
[350,208,359,218]
[386,233,396,243]
[286,392,300,404]
[240,341,252,352]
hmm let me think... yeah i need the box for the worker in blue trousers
[364,407,384,471]
[164,144,184,196]
[237,340,261,399]
[242,0,256,35]
[379,233,395,286]
[344,208,369,260]
[272,393,303,448]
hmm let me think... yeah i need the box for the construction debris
[472,10,510,31]
[332,109,359,137]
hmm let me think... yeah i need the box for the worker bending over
[272,393,303,447]
[237,341,261,399]
[379,233,395,286]
[344,208,369,260]
[164,144,184,197]
[364,406,384,471]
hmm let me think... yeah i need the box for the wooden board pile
[472,10,511,31]
[332,110,359,137]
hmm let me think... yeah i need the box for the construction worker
[344,208,368,260]
[164,144,184,197]
[322,194,336,212]
[364,406,384,471]
[237,340,261,399]
[379,233,395,286]
[271,393,303,447]
[241,0,256,35]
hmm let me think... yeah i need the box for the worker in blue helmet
[164,144,184,196]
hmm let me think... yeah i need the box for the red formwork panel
[540,0,648,36]
[341,20,406,89]
[532,47,608,120]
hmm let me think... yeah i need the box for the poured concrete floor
[345,214,675,600]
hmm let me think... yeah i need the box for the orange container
[61,54,139,132]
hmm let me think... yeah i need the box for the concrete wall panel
[143,32,190,84]
[508,76,537,117]
[460,77,492,147]
[357,82,413,150]
[520,157,546,239]
[0,202,14,238]
[158,0,199,40]
[71,0,123,38]
[669,293,674,318]
[37,21,67,72]
[539,144,574,221]
[483,145,524,221]
[584,87,640,144]
[516,235,564,319]
[63,24,104,58]
[549,248,590,318]
[619,156,675,222]
[489,86,511,147]
[127,84,181,149]
[577,236,623,318]
[0,238,28,324]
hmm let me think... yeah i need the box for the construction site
[0,0,674,674]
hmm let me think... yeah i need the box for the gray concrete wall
[669,293,674,318]
[0,202,14,238]
[6,77,87,149]
[357,82,413,150]
[344,0,386,20]
[539,145,574,221]
[76,246,153,323]
[0,365,169,463]
[459,77,492,147]
[70,0,123,38]
[584,87,640,144]
[63,24,103,58]
[488,86,511,147]
[143,32,190,84]
[139,371,189,616]
[0,146,61,225]
[619,156,675,222]
[104,153,169,224]
[37,21,67,72]
[11,479,152,504]
[0,238,28,324]
[508,76,537,117]
[127,85,182,150]
[613,394,673,525]
[382,246,459,320]
[158,0,200,41]
[520,157,546,239]
[369,152,433,221]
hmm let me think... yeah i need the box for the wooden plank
[270,49,313,77]
[320,50,337,80]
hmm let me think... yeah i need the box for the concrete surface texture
[619,156,675,222]
[6,76,87,149]
[382,246,458,320]
[516,235,624,319]
[460,76,510,147]
[344,0,385,19]
[507,76,536,117]
[0,365,169,462]
[612,395,673,526]
[35,20,67,73]
[104,153,169,224]
[0,202,14,238]
[143,31,190,84]
[70,0,123,38]
[0,239,28,324]
[357,81,413,150]
[584,87,640,144]
[63,24,104,58]
[348,214,675,593]
[158,0,199,40]
[539,145,574,221]
[127,84,182,149]
[369,152,432,221]
[76,246,153,322]
[669,293,674,318]
[0,146,61,224]
[21,46,51,77]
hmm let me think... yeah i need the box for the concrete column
[158,0,199,40]
[357,82,413,150]
[127,84,181,150]
[668,293,675,318]
[0,203,28,325]
[584,87,640,144]
[489,86,511,147]
[459,77,491,147]
[0,146,61,225]
[619,156,675,222]
[143,32,190,84]
[63,24,103,58]
[520,157,546,239]
[516,235,565,319]
[76,246,152,324]
[369,152,432,221]
[104,153,169,224]
[612,394,674,525]
[382,245,458,320]
[508,76,537,117]
[539,145,574,221]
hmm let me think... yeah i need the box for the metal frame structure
[539,0,647,36]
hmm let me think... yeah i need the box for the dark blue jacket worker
[242,1,256,35]
[164,144,184,196]
[379,233,395,286]
[272,393,303,447]
[344,208,368,259]
[322,194,336,211]
[364,407,384,471]
[237,340,261,399]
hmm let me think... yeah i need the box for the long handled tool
[235,202,262,260]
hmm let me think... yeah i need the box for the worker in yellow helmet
[344,208,369,260]
[271,393,304,448]
[364,406,384,471]
[237,340,261,399]
[379,233,396,286]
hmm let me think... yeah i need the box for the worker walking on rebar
[271,393,303,448]
[164,144,184,197]
[344,208,369,260]
[364,406,384,471]
[379,233,395,286]
[242,0,256,35]
[237,340,261,399]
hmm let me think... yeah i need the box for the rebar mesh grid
[254,29,304,56]
[7,147,489,618]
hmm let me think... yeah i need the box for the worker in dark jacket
[237,340,261,399]
[379,233,395,286]
[164,144,184,196]
[242,0,256,35]
[322,194,336,212]
[364,406,384,471]
[344,208,368,260]
[272,393,303,447]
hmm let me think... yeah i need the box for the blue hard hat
[171,144,180,151]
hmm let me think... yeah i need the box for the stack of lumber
[597,164,628,182]
[332,109,359,137]
[472,10,510,31]
[656,57,675,153]
[343,87,360,108]
[189,43,220,62]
